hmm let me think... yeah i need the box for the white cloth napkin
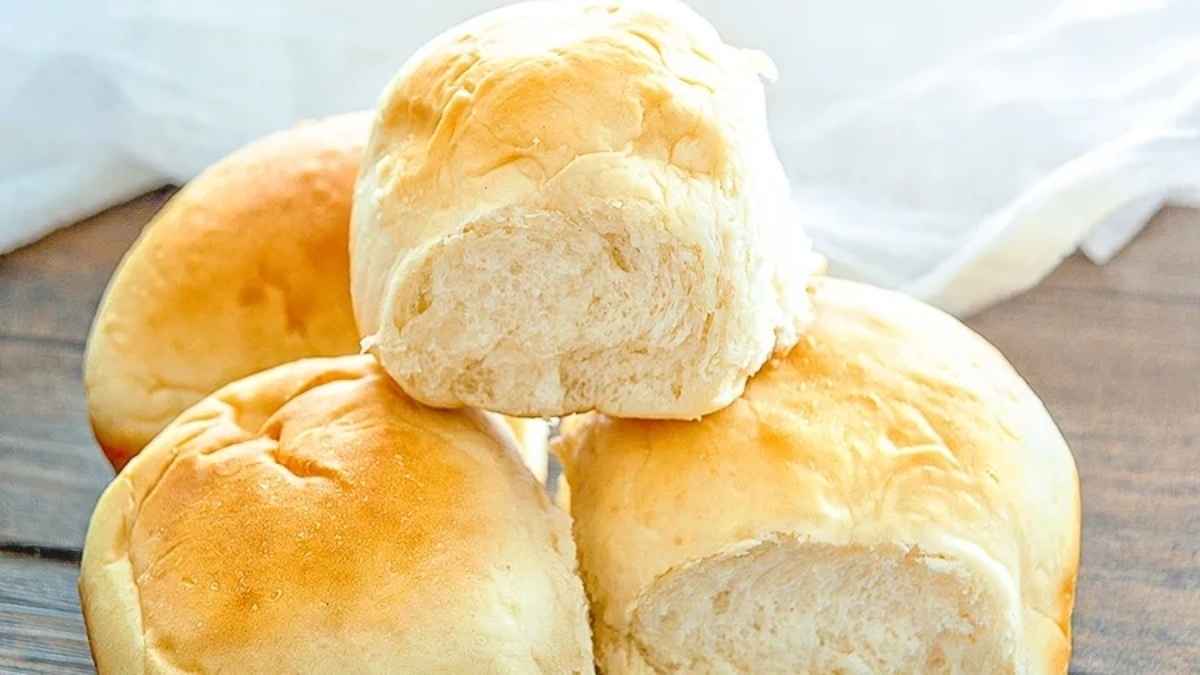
[3,0,1198,315]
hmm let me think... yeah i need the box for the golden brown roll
[80,355,594,674]
[85,113,368,469]
[557,278,1080,674]
[352,0,819,421]
[82,114,548,480]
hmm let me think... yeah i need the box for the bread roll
[85,114,367,469]
[352,0,818,420]
[557,278,1080,674]
[80,355,594,674]
[83,114,548,480]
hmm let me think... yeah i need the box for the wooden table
[1,191,1196,673]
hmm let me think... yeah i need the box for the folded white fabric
[3,0,1197,314]
[781,0,1200,313]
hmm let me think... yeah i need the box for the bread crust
[559,278,1080,674]
[80,355,593,674]
[85,114,369,469]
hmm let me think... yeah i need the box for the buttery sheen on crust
[557,279,1080,674]
[352,0,817,420]
[79,355,593,674]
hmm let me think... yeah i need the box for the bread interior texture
[378,207,777,418]
[623,539,1014,675]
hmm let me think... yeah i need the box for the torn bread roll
[82,113,547,478]
[352,0,818,420]
[557,278,1080,675]
[80,355,593,674]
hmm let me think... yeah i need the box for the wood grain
[0,190,172,551]
[0,554,92,673]
[0,340,111,553]
[0,194,1195,673]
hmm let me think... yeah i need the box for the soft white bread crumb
[557,278,1080,675]
[352,0,818,419]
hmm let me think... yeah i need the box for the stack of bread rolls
[80,1,1080,673]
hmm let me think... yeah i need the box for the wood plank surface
[0,189,173,551]
[0,554,92,673]
[0,340,110,554]
[0,195,1196,673]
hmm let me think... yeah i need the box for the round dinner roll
[557,278,1081,675]
[80,355,594,674]
[84,113,368,469]
[83,114,549,481]
[352,0,818,420]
